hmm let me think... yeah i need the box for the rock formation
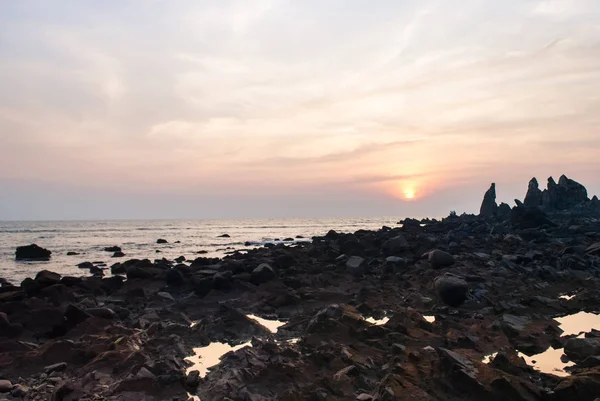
[479,183,498,217]
[523,177,542,207]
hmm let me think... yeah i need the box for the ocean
[0,217,400,284]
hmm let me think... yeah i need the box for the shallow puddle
[246,314,286,333]
[185,341,252,378]
[518,348,574,377]
[482,352,497,364]
[555,311,600,336]
[365,316,390,325]
[559,294,575,300]
[423,315,436,323]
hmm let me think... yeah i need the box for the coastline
[1,178,600,400]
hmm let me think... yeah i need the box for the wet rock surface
[1,177,600,400]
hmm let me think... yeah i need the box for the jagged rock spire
[479,183,498,217]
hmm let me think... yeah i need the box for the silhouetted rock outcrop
[15,244,51,260]
[541,175,588,210]
[524,178,542,207]
[479,183,498,217]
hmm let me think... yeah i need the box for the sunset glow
[1,1,600,219]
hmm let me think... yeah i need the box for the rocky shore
[1,175,600,401]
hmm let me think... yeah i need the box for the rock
[89,265,104,276]
[384,256,408,273]
[497,202,512,219]
[0,380,12,393]
[66,251,79,256]
[500,314,531,338]
[35,270,61,286]
[135,367,156,379]
[193,277,213,297]
[356,394,373,401]
[382,235,410,255]
[510,206,554,229]
[11,384,30,397]
[64,304,91,325]
[186,370,200,388]
[85,308,116,319]
[479,183,498,217]
[112,251,125,258]
[156,238,168,244]
[524,177,543,207]
[174,256,186,263]
[434,275,468,307]
[542,174,589,210]
[126,266,153,280]
[15,244,51,260]
[213,271,233,290]
[104,246,121,252]
[165,269,185,286]
[218,234,231,238]
[346,256,366,277]
[427,250,454,269]
[325,229,339,239]
[564,338,600,363]
[77,262,94,269]
[251,263,276,285]
[44,362,68,373]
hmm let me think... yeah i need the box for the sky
[1,0,600,220]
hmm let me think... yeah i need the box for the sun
[404,188,416,200]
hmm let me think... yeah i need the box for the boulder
[218,234,231,238]
[112,251,125,258]
[0,379,12,393]
[165,269,185,286]
[186,370,200,388]
[382,235,410,255]
[126,266,153,280]
[346,256,367,277]
[428,250,454,269]
[15,244,51,260]
[213,271,233,290]
[251,263,276,285]
[35,270,61,286]
[384,256,408,273]
[479,183,498,217]
[523,177,543,207]
[111,263,126,275]
[174,256,186,263]
[66,252,79,256]
[510,206,554,229]
[497,202,512,219]
[434,275,468,307]
[85,308,116,319]
[500,314,531,338]
[564,338,600,363]
[77,262,94,269]
[104,246,122,252]
[156,239,168,244]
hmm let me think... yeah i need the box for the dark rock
[186,370,200,388]
[85,308,116,319]
[64,304,91,326]
[542,175,589,210]
[325,230,339,239]
[213,271,233,290]
[382,235,410,255]
[156,238,168,244]
[524,177,543,207]
[510,206,554,229]
[564,338,600,363]
[16,244,51,260]
[112,251,125,258]
[77,262,94,269]
[384,256,408,273]
[165,269,185,286]
[500,314,531,338]
[479,183,498,217]
[126,266,153,280]
[174,256,186,263]
[111,263,126,275]
[66,252,79,256]
[218,234,231,238]
[44,362,68,373]
[0,379,12,393]
[89,265,104,276]
[251,263,276,285]
[193,277,213,297]
[428,250,454,269]
[346,256,366,277]
[104,246,121,252]
[497,202,512,219]
[35,270,61,286]
[434,275,468,307]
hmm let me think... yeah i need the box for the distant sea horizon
[0,216,409,284]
